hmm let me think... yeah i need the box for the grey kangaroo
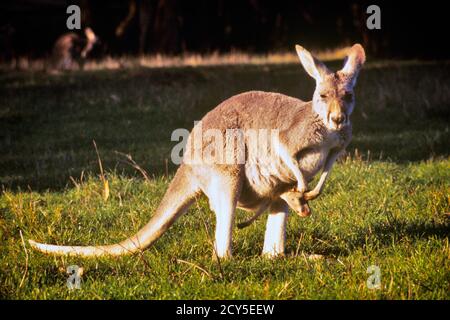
[30,44,365,258]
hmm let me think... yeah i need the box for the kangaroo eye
[320,94,328,99]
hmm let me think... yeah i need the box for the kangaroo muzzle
[330,112,346,128]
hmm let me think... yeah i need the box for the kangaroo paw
[303,190,319,201]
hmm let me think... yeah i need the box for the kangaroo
[49,27,97,71]
[29,44,365,258]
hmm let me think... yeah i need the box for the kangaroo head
[295,44,366,130]
[84,27,97,44]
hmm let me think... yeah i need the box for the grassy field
[0,59,449,299]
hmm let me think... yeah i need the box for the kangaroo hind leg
[204,173,242,259]
[262,199,288,258]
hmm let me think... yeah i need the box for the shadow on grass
[295,219,449,258]
[1,62,449,191]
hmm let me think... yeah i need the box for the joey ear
[295,45,329,82]
[341,44,366,83]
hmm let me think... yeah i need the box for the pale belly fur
[237,145,330,211]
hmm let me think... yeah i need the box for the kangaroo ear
[341,44,366,82]
[295,45,329,82]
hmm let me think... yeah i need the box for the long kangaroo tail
[29,166,199,257]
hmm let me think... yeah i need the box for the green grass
[0,60,449,299]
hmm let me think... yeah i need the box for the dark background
[0,0,449,61]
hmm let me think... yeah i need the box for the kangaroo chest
[297,128,346,180]
[242,126,347,199]
[297,147,329,181]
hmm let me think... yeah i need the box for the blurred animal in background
[48,27,97,71]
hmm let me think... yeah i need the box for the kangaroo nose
[331,113,345,126]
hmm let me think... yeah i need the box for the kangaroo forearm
[304,150,342,200]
